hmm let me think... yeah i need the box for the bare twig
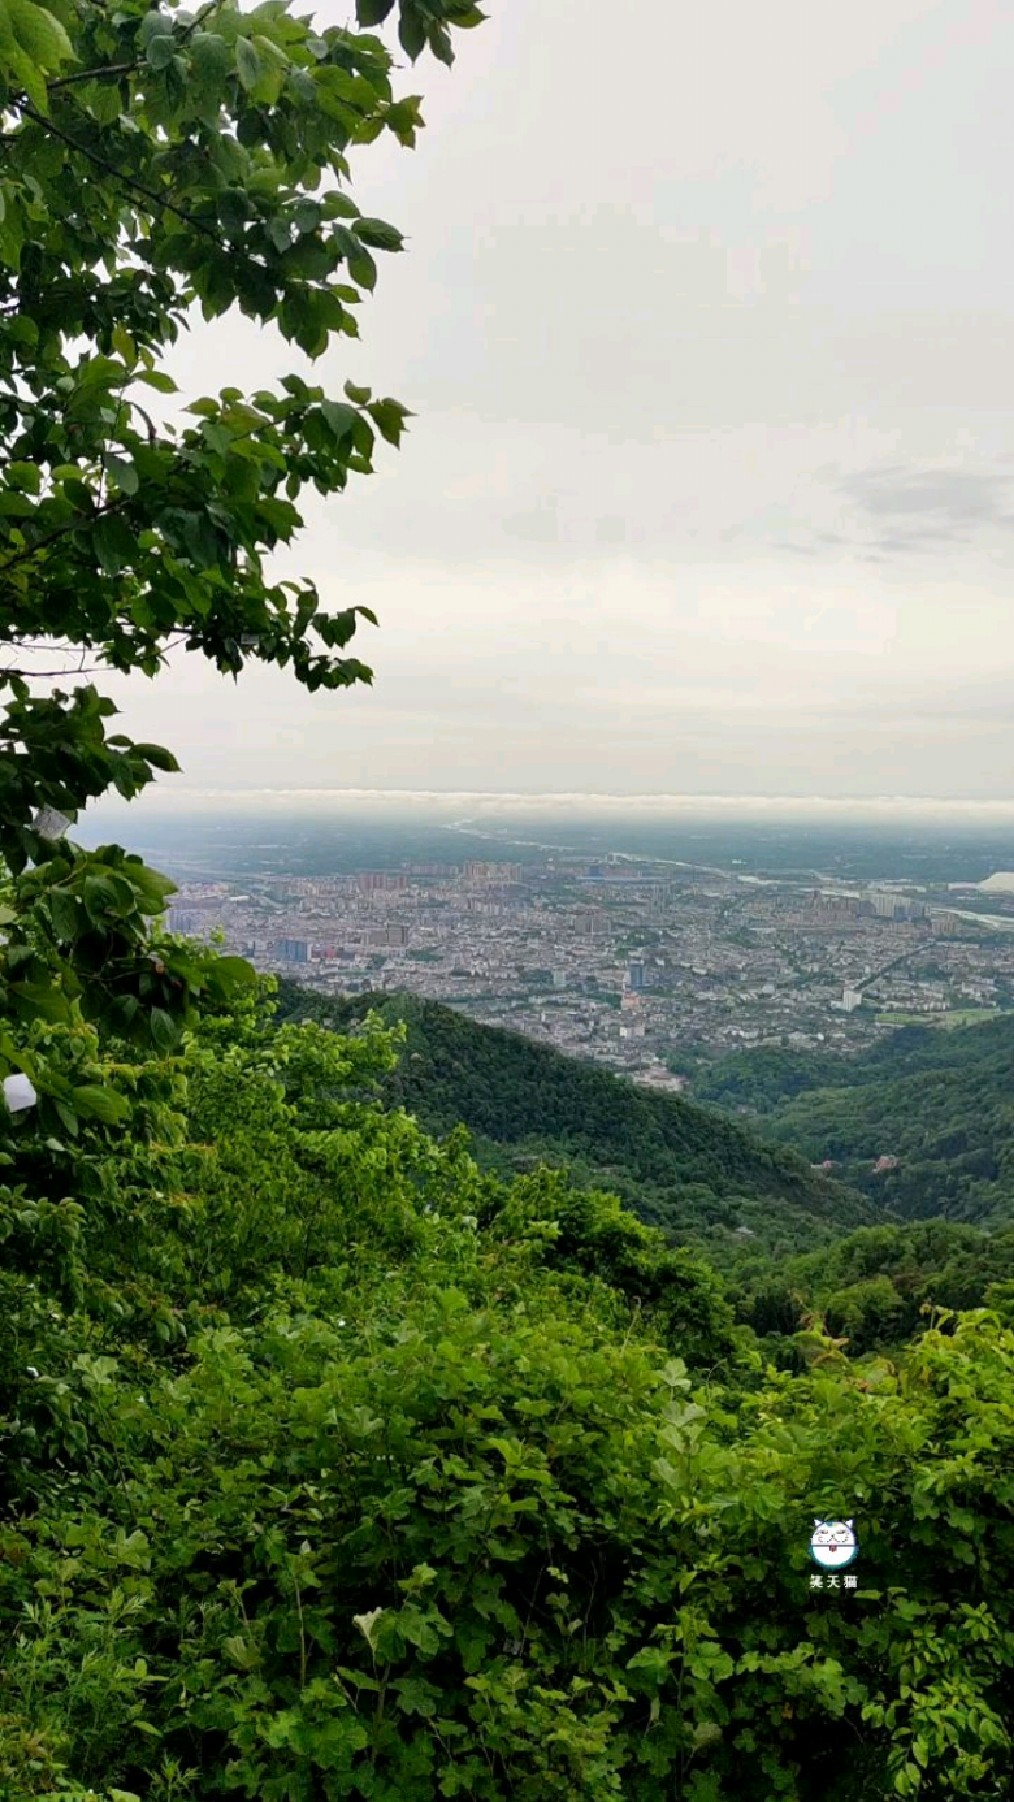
[0,664,104,677]
[293,1572,308,1691]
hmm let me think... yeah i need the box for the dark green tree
[0,0,485,1123]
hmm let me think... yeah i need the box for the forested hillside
[274,983,877,1253]
[274,986,1014,1361]
[694,1015,1014,1227]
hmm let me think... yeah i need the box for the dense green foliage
[274,985,875,1256]
[0,0,481,1077]
[691,1046,846,1114]
[4,982,1014,1802]
[4,0,1014,1790]
[731,1218,1014,1363]
[697,1016,1014,1227]
[274,986,1014,1359]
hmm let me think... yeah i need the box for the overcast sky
[90,0,1014,806]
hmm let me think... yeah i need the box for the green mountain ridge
[274,982,878,1254]
[272,987,1014,1355]
[695,1014,1014,1229]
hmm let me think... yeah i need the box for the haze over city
[68,0,1014,806]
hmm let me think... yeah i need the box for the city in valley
[164,843,1014,1091]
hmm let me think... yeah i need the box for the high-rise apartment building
[464,861,523,885]
[277,938,309,963]
[358,873,408,893]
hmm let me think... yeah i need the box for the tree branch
[0,492,132,575]
[0,662,104,677]
[45,61,141,91]
[20,102,233,252]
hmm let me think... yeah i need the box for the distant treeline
[693,1015,1014,1227]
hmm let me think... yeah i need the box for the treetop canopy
[0,0,485,1098]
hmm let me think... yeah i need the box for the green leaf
[128,863,177,910]
[133,743,180,774]
[323,191,361,220]
[206,954,257,991]
[223,1634,260,1671]
[106,456,139,496]
[0,192,25,271]
[692,1721,723,1751]
[146,32,176,70]
[353,216,404,252]
[82,873,128,924]
[347,246,377,291]
[0,491,35,516]
[235,36,262,92]
[139,8,174,50]
[6,461,41,494]
[250,34,288,104]
[48,888,80,939]
[429,23,454,64]
[398,9,426,59]
[293,199,322,234]
[71,1084,130,1124]
[191,29,230,81]
[367,397,411,446]
[7,43,49,110]
[84,78,124,124]
[53,1098,80,1136]
[93,514,138,576]
[136,370,178,394]
[320,400,359,441]
[9,979,72,1023]
[8,0,74,69]
[356,0,395,22]
[150,1006,178,1051]
[111,324,136,365]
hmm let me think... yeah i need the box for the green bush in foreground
[1,989,1012,1801]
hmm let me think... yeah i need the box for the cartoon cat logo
[809,1519,858,1570]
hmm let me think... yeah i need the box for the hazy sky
[87,0,1014,804]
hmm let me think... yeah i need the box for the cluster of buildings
[160,852,1014,1082]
